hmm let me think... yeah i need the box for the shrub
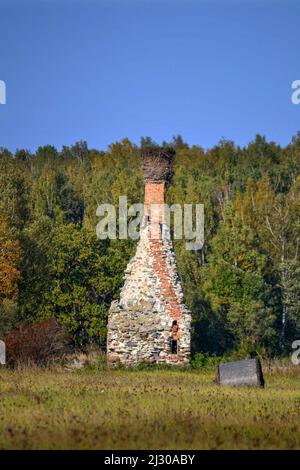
[3,318,73,367]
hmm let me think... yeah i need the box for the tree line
[0,134,299,357]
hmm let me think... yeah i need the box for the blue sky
[0,0,299,152]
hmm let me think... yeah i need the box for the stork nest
[141,147,175,183]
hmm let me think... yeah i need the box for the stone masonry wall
[107,218,191,366]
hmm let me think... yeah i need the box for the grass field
[0,367,300,449]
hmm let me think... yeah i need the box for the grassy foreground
[0,368,300,449]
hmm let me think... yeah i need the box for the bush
[190,352,222,370]
[4,318,73,367]
[190,352,250,370]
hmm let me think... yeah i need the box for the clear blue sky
[0,0,299,152]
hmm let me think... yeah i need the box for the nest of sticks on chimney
[141,147,175,183]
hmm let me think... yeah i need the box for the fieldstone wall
[107,218,191,366]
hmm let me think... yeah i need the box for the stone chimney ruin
[107,147,191,366]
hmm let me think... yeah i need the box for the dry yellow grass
[0,368,300,449]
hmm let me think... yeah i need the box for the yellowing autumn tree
[0,218,21,302]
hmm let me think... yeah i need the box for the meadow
[0,367,300,450]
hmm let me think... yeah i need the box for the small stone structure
[107,148,191,366]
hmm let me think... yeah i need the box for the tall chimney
[107,147,191,366]
[141,147,175,225]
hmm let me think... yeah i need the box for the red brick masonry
[150,238,182,323]
[144,181,165,205]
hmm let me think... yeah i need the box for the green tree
[47,224,133,347]
[202,203,279,354]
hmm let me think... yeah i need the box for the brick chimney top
[141,147,175,183]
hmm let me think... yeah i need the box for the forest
[0,134,299,358]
